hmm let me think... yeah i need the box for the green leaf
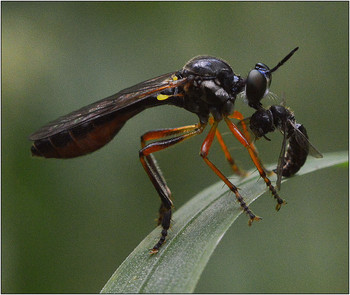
[101,151,348,294]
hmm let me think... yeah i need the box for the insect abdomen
[281,125,309,177]
[31,110,136,159]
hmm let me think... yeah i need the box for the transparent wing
[289,121,323,158]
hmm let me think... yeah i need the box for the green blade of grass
[101,151,348,294]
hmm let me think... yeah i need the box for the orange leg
[208,116,247,177]
[215,128,248,177]
[229,111,274,176]
[141,124,201,148]
[139,123,206,253]
[229,110,260,155]
[229,111,253,141]
[200,121,261,225]
[224,117,286,210]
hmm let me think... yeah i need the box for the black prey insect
[30,47,299,254]
[248,105,323,191]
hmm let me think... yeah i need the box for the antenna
[269,47,299,74]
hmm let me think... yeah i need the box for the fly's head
[249,108,275,139]
[244,47,299,110]
[245,63,272,109]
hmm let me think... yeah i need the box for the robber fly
[248,105,323,191]
[30,48,298,254]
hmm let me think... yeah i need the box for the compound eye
[254,63,272,88]
[245,69,268,108]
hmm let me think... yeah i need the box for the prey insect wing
[288,121,323,158]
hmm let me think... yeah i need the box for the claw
[266,169,275,176]
[275,199,287,211]
[238,170,249,178]
[248,215,262,226]
[149,248,159,255]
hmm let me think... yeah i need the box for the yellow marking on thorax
[156,75,179,101]
[157,94,170,101]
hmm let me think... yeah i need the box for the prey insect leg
[200,120,261,225]
[140,123,206,254]
[224,117,286,210]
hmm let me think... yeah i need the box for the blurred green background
[2,2,348,293]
